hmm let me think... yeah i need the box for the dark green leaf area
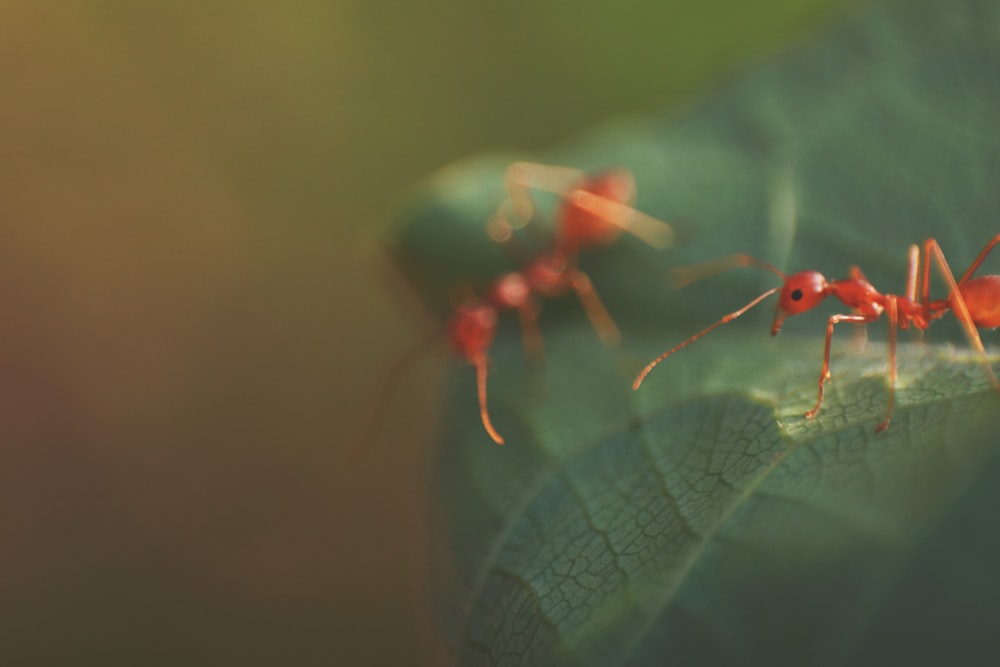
[389,157,517,319]
[437,324,1000,666]
[410,0,1000,664]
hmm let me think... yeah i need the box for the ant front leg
[804,313,872,422]
[566,268,621,345]
[502,162,588,224]
[517,299,544,360]
[488,162,574,246]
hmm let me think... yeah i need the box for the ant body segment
[354,162,673,452]
[450,163,673,444]
[633,236,1000,433]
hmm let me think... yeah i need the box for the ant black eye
[791,289,803,301]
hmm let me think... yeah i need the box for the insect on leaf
[393,0,1000,664]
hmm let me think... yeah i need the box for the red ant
[481,162,672,354]
[447,162,673,444]
[352,162,673,453]
[632,236,1000,433]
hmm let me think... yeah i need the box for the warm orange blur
[0,2,846,664]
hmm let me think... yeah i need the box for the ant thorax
[522,253,571,297]
[489,272,532,310]
[827,278,885,317]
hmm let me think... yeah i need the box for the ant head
[449,303,497,360]
[772,271,829,334]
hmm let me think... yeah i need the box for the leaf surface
[393,0,1000,664]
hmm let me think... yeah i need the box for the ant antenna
[346,331,445,461]
[634,254,787,390]
[633,287,781,390]
[671,253,786,289]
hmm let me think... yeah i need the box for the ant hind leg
[925,239,1000,390]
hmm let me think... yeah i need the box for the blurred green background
[1,1,853,664]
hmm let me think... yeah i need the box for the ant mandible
[352,162,673,453]
[633,235,1000,433]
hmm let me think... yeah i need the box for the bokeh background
[1,1,854,664]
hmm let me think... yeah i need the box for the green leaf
[394,0,1000,664]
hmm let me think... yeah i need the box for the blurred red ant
[633,236,1000,433]
[482,162,673,355]
[353,162,673,452]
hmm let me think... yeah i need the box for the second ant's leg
[566,269,621,345]
[876,298,899,433]
[565,187,674,249]
[518,301,544,361]
[346,330,445,461]
[505,161,675,249]
[804,313,871,420]
[926,239,1000,389]
[486,208,538,264]
[503,162,587,222]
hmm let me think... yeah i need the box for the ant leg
[489,162,573,248]
[904,245,919,302]
[486,199,523,244]
[876,298,899,433]
[486,200,545,265]
[506,162,673,249]
[925,239,1000,389]
[850,312,868,348]
[517,300,544,361]
[472,352,504,445]
[919,237,1000,319]
[956,233,1000,284]
[852,312,868,347]
[564,187,674,249]
[846,267,872,347]
[566,268,621,345]
[347,331,446,460]
[804,313,871,421]
[671,253,787,289]
[900,244,929,342]
[921,239,934,322]
[503,162,588,223]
